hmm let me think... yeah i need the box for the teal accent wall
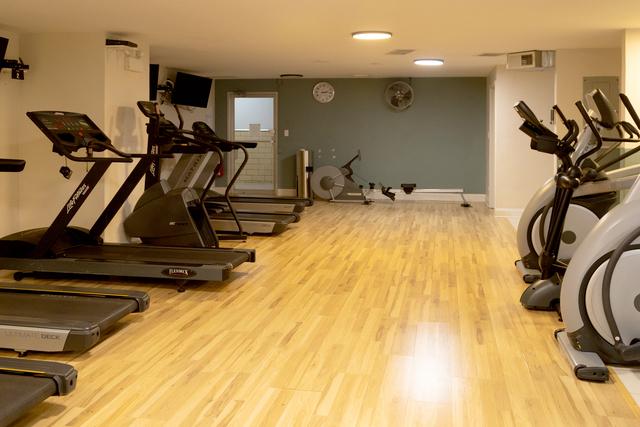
[215,77,486,193]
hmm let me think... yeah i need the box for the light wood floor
[3,201,639,426]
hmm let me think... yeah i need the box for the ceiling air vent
[506,50,555,70]
[387,49,415,55]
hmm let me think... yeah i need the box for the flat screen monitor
[172,72,212,108]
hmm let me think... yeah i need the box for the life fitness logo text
[66,184,90,214]
[162,268,196,278]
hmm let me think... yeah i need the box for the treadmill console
[137,101,162,119]
[192,121,258,150]
[137,101,181,139]
[27,111,110,155]
[192,121,217,137]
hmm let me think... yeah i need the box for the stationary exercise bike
[310,150,394,204]
[556,93,640,381]
[515,90,640,284]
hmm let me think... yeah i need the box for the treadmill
[187,122,312,214]
[171,151,300,235]
[0,357,76,427]
[134,101,299,236]
[0,112,255,292]
[0,158,149,355]
[0,283,149,354]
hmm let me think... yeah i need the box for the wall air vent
[387,49,415,55]
[506,50,555,70]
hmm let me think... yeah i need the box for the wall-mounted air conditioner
[506,50,555,70]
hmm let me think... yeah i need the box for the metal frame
[226,91,279,194]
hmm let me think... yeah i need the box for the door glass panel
[232,97,276,192]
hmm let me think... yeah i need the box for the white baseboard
[214,187,301,197]
[215,186,485,203]
[365,189,485,203]
[494,208,523,218]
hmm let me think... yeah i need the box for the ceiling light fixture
[352,31,392,40]
[414,58,444,66]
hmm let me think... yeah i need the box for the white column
[492,66,556,216]
[622,29,640,115]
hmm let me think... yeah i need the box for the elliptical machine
[556,93,640,381]
[515,90,640,284]
[513,102,583,312]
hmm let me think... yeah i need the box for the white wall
[0,29,22,236]
[17,33,106,231]
[555,48,621,121]
[1,32,153,242]
[0,31,166,243]
[622,30,640,119]
[491,66,556,214]
[103,39,150,242]
[486,68,496,209]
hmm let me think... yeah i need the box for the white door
[227,92,278,194]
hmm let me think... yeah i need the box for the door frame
[226,91,279,194]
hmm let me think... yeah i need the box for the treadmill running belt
[62,245,250,267]
[0,293,137,331]
[211,212,297,225]
[0,374,57,427]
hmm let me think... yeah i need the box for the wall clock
[312,81,335,103]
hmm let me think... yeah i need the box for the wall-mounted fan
[384,81,414,111]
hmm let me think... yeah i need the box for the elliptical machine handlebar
[574,101,602,168]
[554,113,580,172]
[552,105,569,126]
[620,93,640,129]
[514,101,579,168]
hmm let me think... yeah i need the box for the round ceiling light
[414,58,444,66]
[352,31,392,40]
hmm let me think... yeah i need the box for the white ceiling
[2,0,640,78]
